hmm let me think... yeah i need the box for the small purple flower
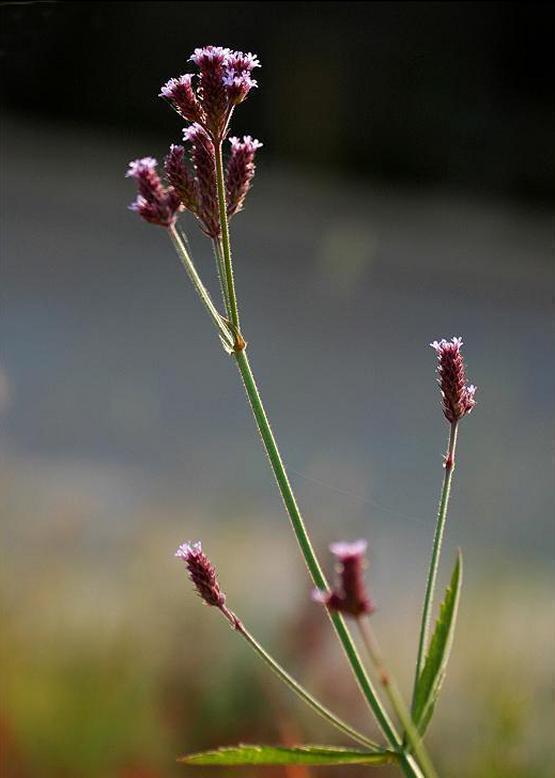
[126,157,181,227]
[223,51,260,106]
[226,136,263,217]
[175,541,227,609]
[312,540,375,618]
[430,337,477,424]
[159,75,205,124]
[189,45,232,67]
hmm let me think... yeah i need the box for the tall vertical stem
[412,422,459,697]
[210,151,422,777]
[234,349,422,778]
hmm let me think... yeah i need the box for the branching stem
[217,605,384,751]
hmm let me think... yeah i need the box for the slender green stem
[212,238,232,319]
[169,225,234,351]
[193,150,424,777]
[214,141,240,333]
[233,348,423,778]
[357,618,438,778]
[412,422,459,700]
[221,608,384,751]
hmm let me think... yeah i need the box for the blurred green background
[1,3,554,777]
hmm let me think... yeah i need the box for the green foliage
[179,743,395,766]
[413,552,463,735]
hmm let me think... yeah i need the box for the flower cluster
[430,337,476,424]
[313,540,376,618]
[126,157,181,227]
[160,46,260,141]
[127,46,262,235]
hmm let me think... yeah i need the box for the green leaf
[413,551,463,735]
[178,743,395,766]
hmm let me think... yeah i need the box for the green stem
[223,608,383,751]
[169,225,234,351]
[412,422,459,697]
[357,618,438,778]
[212,238,232,319]
[214,141,240,333]
[233,348,423,778]
[197,149,423,777]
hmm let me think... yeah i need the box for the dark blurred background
[1,3,554,778]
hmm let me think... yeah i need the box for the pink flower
[226,136,263,217]
[175,541,226,609]
[126,157,181,227]
[312,540,375,618]
[431,337,477,423]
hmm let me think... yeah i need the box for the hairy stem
[358,618,438,778]
[412,421,459,700]
[214,141,240,333]
[212,238,232,319]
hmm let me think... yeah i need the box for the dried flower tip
[183,124,220,237]
[159,75,205,124]
[431,337,477,423]
[226,136,263,217]
[126,157,181,227]
[175,541,227,609]
[312,539,375,618]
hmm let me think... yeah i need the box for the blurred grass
[1,456,553,778]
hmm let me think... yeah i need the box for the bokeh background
[1,2,554,777]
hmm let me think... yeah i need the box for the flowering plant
[127,45,477,777]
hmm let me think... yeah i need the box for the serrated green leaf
[178,743,395,766]
[413,551,463,735]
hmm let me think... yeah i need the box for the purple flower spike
[226,136,263,217]
[175,541,227,609]
[184,124,220,238]
[312,540,375,618]
[193,45,233,139]
[126,157,181,227]
[160,75,205,124]
[431,337,477,424]
[164,144,199,214]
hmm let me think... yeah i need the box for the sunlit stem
[357,617,438,778]
[212,238,231,319]
[412,422,459,703]
[168,224,234,350]
[214,140,240,334]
